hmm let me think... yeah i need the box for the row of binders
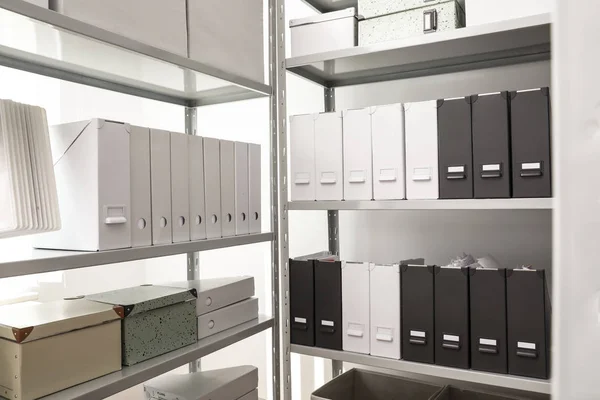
[290,253,550,380]
[0,276,257,400]
[290,88,551,201]
[0,100,60,238]
[32,119,261,252]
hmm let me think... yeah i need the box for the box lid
[164,277,255,316]
[290,7,358,27]
[359,0,465,20]
[0,298,123,343]
[86,285,197,317]
[144,366,258,400]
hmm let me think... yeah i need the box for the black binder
[290,258,315,346]
[510,88,552,198]
[471,92,512,198]
[437,97,474,199]
[401,264,435,364]
[470,268,508,374]
[434,266,470,369]
[314,260,343,350]
[506,268,551,379]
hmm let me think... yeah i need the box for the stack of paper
[0,100,60,238]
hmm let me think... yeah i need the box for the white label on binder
[410,330,426,338]
[480,338,497,346]
[412,167,431,181]
[443,334,460,342]
[322,320,335,327]
[294,317,307,324]
[295,173,310,184]
[376,327,394,342]
[518,341,536,350]
[320,172,337,184]
[482,164,501,171]
[347,323,364,337]
[522,162,541,170]
[448,166,465,173]
[379,169,397,182]
[349,170,366,183]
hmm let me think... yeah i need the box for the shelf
[288,199,553,211]
[0,233,273,279]
[286,14,550,87]
[40,316,274,400]
[0,0,271,106]
[292,345,550,394]
[301,0,356,13]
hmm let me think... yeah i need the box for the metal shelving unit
[0,0,283,399]
[288,198,553,210]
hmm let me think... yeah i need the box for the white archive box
[189,135,207,241]
[150,129,172,245]
[235,142,250,235]
[315,112,344,201]
[171,132,191,243]
[370,263,401,359]
[342,261,371,354]
[188,0,264,83]
[404,101,439,200]
[164,276,255,316]
[130,126,152,247]
[248,143,261,234]
[371,104,406,200]
[50,0,187,56]
[220,140,236,238]
[198,297,258,340]
[466,0,551,26]
[343,108,373,201]
[204,138,222,239]
[34,119,131,251]
[290,8,358,58]
[144,366,258,400]
[290,114,316,201]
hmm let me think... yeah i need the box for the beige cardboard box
[0,299,122,400]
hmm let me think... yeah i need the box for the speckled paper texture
[359,1,465,46]
[359,0,465,19]
[122,301,197,366]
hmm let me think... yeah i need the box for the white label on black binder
[480,338,497,346]
[522,162,541,170]
[518,341,536,350]
[443,334,460,342]
[448,166,465,173]
[410,330,426,338]
[294,317,307,324]
[482,164,501,171]
[322,320,334,327]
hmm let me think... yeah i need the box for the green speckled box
[86,285,198,366]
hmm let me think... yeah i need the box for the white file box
[130,126,151,247]
[189,136,207,241]
[342,261,371,354]
[290,114,316,201]
[248,143,262,234]
[220,140,236,238]
[204,138,222,239]
[343,108,373,201]
[171,132,190,243]
[234,142,250,235]
[34,119,131,251]
[371,104,406,200]
[405,101,439,200]
[150,129,172,245]
[370,263,401,359]
[315,112,344,201]
[197,298,259,340]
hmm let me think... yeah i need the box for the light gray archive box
[343,108,373,201]
[198,297,259,340]
[235,142,250,235]
[50,0,188,56]
[248,143,261,234]
[315,112,344,201]
[342,261,370,354]
[220,140,236,238]
[130,126,152,247]
[359,0,465,46]
[150,129,173,245]
[189,135,207,240]
[34,119,131,251]
[188,0,264,83]
[290,8,359,58]
[204,138,222,239]
[144,366,258,400]
[290,114,316,201]
[171,132,190,243]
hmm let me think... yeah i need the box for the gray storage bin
[311,369,444,400]
[433,386,544,400]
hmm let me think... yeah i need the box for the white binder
[170,132,190,243]
[248,143,262,234]
[315,112,344,200]
[220,140,236,238]
[189,136,207,241]
[342,261,371,354]
[404,101,439,200]
[343,108,373,201]
[371,104,406,200]
[150,129,172,245]
[290,114,316,201]
[203,138,222,239]
[370,263,401,359]
[130,126,152,247]
[234,142,250,235]
[197,298,258,340]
